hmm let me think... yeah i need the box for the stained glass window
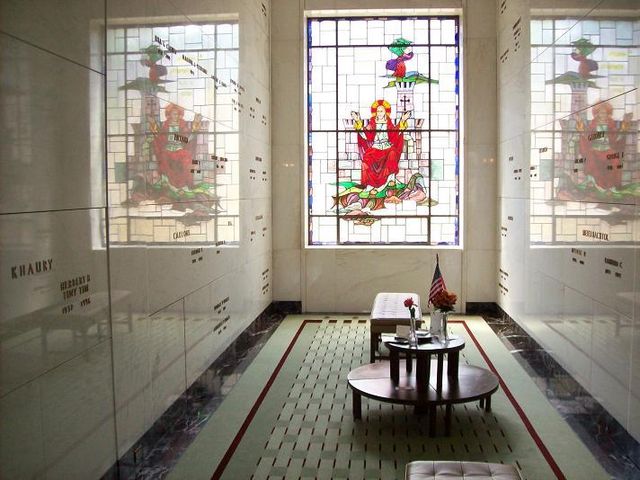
[106,22,240,245]
[306,17,460,246]
[529,17,639,245]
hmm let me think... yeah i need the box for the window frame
[304,14,462,247]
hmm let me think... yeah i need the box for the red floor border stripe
[211,319,322,480]
[453,320,566,480]
[212,318,566,480]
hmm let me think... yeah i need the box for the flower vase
[430,310,443,336]
[409,314,418,347]
[441,311,449,341]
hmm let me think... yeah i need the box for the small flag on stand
[428,254,446,306]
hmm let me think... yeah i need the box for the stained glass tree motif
[307,17,460,246]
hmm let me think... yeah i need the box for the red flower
[404,297,414,308]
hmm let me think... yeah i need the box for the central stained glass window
[307,17,460,246]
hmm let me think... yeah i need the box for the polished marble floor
[103,306,640,479]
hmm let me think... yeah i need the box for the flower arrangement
[431,290,457,313]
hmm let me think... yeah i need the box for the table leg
[406,351,413,373]
[415,403,428,415]
[479,398,485,409]
[444,404,452,436]
[370,333,377,363]
[416,354,431,394]
[429,405,437,437]
[390,350,400,384]
[485,395,492,412]
[447,351,460,380]
[352,390,362,419]
[436,353,444,393]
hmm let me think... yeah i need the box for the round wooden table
[347,359,499,436]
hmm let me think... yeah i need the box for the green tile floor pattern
[233,318,544,480]
[169,316,610,480]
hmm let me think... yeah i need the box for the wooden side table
[384,335,465,395]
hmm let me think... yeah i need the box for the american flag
[428,255,447,306]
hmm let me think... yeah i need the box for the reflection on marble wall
[0,0,271,477]
[497,0,639,441]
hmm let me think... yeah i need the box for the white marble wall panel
[629,203,640,439]
[520,279,594,388]
[303,249,338,312]
[185,281,215,387]
[522,267,565,324]
[464,251,498,302]
[147,245,216,314]
[273,249,303,300]
[498,135,528,199]
[499,197,527,264]
[241,138,271,200]
[111,307,153,457]
[0,34,105,214]
[41,340,116,479]
[527,206,635,319]
[240,198,272,257]
[498,75,530,151]
[244,251,273,322]
[209,245,243,285]
[272,142,303,301]
[243,81,271,145]
[106,0,180,20]
[271,0,303,302]
[630,342,640,441]
[582,246,634,318]
[591,301,633,424]
[104,0,272,460]
[240,10,270,91]
[109,247,151,320]
[0,0,105,72]
[463,0,499,304]
[0,209,109,396]
[560,286,594,388]
[149,300,186,422]
[304,249,464,313]
[0,380,45,479]
[2,0,273,475]
[499,250,525,318]
[498,0,640,440]
[497,13,529,86]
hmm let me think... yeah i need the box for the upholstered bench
[370,292,422,363]
[405,461,522,480]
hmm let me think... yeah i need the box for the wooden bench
[405,461,522,479]
[370,292,422,363]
